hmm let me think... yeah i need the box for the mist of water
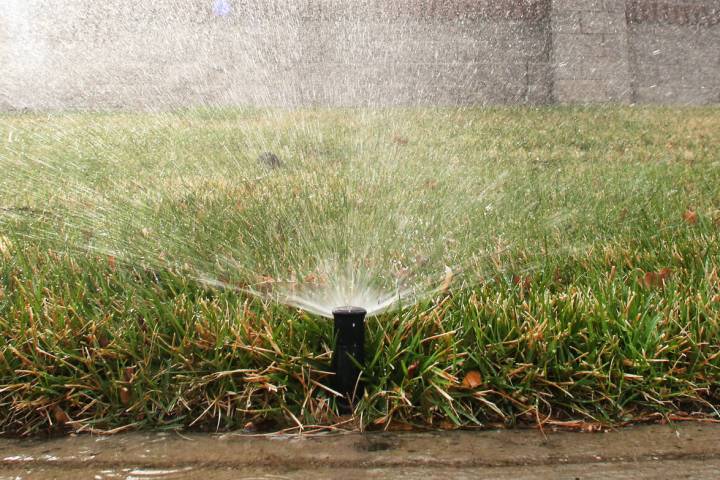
[0,1,632,317]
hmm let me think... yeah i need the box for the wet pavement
[2,423,720,479]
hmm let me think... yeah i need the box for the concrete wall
[626,0,720,103]
[550,0,633,103]
[0,0,717,109]
[296,1,552,105]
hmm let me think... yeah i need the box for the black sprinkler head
[331,306,367,412]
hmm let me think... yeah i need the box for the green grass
[1,106,720,435]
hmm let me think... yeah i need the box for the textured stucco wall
[0,0,718,109]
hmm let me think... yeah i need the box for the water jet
[331,306,366,412]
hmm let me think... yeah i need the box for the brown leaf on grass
[119,387,131,406]
[640,268,672,289]
[52,405,70,425]
[583,423,603,433]
[97,334,110,348]
[243,421,257,433]
[439,420,458,430]
[392,134,408,145]
[407,361,419,377]
[512,275,532,293]
[682,209,698,225]
[373,415,388,426]
[512,275,532,288]
[461,370,483,389]
[303,272,328,285]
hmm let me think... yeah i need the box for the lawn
[1,106,719,435]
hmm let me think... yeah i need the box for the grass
[1,106,720,435]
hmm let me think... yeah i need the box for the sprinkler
[331,306,367,412]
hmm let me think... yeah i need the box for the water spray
[331,306,367,412]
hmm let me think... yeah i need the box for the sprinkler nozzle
[331,306,366,412]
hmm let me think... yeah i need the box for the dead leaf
[97,334,110,348]
[108,255,116,271]
[640,268,671,289]
[407,361,419,377]
[583,423,602,433]
[439,420,458,430]
[461,370,483,389]
[243,421,257,432]
[373,416,387,426]
[512,275,532,300]
[682,209,698,225]
[52,405,69,425]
